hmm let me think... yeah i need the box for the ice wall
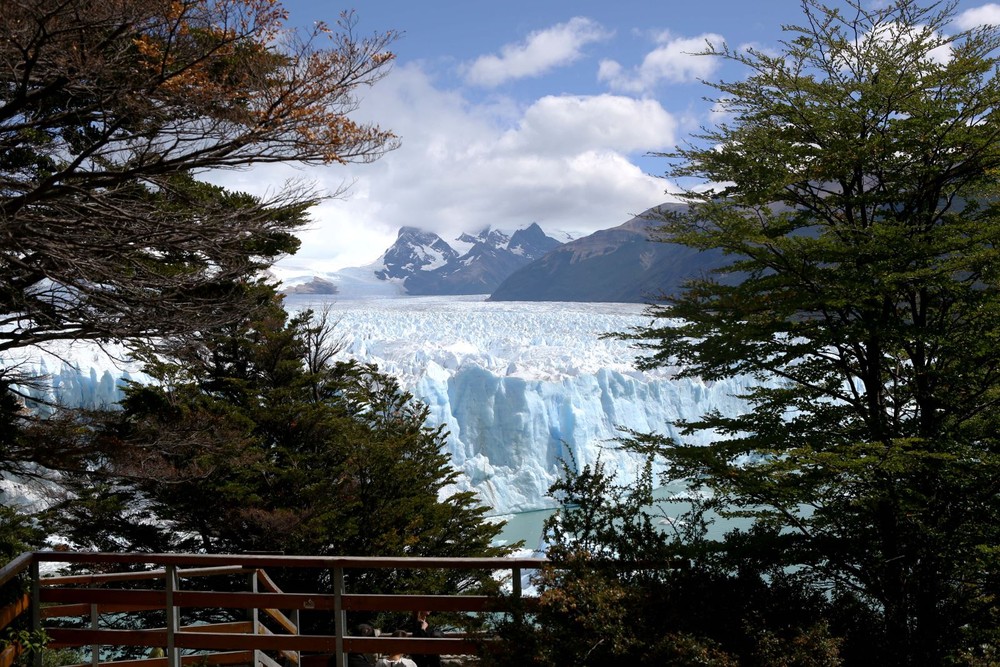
[422,363,748,512]
[285,295,753,514]
[4,340,144,413]
[8,296,754,516]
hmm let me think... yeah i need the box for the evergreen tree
[617,1,1000,664]
[1,0,396,360]
[480,457,843,667]
[0,0,397,485]
[45,290,509,600]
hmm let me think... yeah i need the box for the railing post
[332,566,345,667]
[90,604,99,667]
[249,570,260,667]
[291,608,301,667]
[511,565,524,628]
[30,558,40,667]
[165,565,180,667]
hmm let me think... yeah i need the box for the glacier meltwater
[9,295,755,545]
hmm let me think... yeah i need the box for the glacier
[283,295,753,517]
[4,340,147,415]
[4,295,755,530]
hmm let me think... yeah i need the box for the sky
[208,0,1000,275]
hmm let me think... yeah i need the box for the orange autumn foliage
[1,0,398,197]
[0,0,398,356]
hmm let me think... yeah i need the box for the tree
[479,458,843,667]
[617,1,1000,664]
[0,0,397,366]
[44,289,510,614]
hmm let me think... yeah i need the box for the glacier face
[5,340,146,414]
[284,295,753,515]
[6,296,755,519]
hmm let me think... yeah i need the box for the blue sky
[215,1,1000,275]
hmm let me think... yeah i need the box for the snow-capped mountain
[370,223,563,295]
[9,297,755,528]
[274,223,564,298]
[373,227,460,281]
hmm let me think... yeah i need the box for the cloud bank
[216,62,677,273]
[463,17,612,87]
[210,18,747,274]
[599,31,725,94]
[955,3,1000,29]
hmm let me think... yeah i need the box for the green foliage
[0,504,44,570]
[482,458,842,666]
[0,0,396,487]
[490,1,1000,665]
[612,0,1000,664]
[0,628,79,667]
[43,289,509,601]
[2,629,49,657]
[38,648,84,667]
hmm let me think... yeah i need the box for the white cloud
[210,63,677,273]
[955,4,1000,29]
[464,17,612,87]
[598,31,725,94]
[500,94,677,155]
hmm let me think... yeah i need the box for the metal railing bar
[253,570,282,594]
[42,604,174,619]
[60,650,254,667]
[0,552,562,665]
[165,565,178,667]
[0,553,33,589]
[332,566,344,667]
[258,609,297,636]
[33,552,547,571]
[41,588,536,613]
[257,652,283,667]
[49,629,487,654]
[89,603,98,667]
[30,557,39,667]
[42,566,253,587]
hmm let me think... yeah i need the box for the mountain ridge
[488,203,726,303]
[370,222,564,295]
[275,204,727,302]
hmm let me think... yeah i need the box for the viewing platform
[0,552,549,667]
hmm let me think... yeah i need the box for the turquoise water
[492,482,753,555]
[493,507,555,552]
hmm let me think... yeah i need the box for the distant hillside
[281,277,338,295]
[489,204,726,303]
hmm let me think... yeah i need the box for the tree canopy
[0,0,397,367]
[495,1,1000,665]
[44,290,509,592]
[36,289,509,637]
[634,0,1000,663]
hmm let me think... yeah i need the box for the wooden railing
[0,552,548,667]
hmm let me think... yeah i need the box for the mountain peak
[490,203,726,303]
[374,223,563,295]
[373,228,458,281]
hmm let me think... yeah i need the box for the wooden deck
[0,552,548,667]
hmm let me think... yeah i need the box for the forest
[3,0,1000,665]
